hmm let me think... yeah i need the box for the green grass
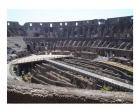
[100,85,112,91]
[22,72,32,82]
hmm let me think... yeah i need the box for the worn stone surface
[7,79,133,103]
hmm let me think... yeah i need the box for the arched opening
[65,22,67,26]
[50,23,52,27]
[30,23,32,26]
[60,23,62,26]
[27,44,31,52]
[8,22,10,26]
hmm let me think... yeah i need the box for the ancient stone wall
[7,16,133,38]
[7,16,133,59]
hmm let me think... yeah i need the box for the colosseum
[7,16,133,103]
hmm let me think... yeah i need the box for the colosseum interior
[7,16,133,103]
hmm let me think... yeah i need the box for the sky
[7,9,133,25]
